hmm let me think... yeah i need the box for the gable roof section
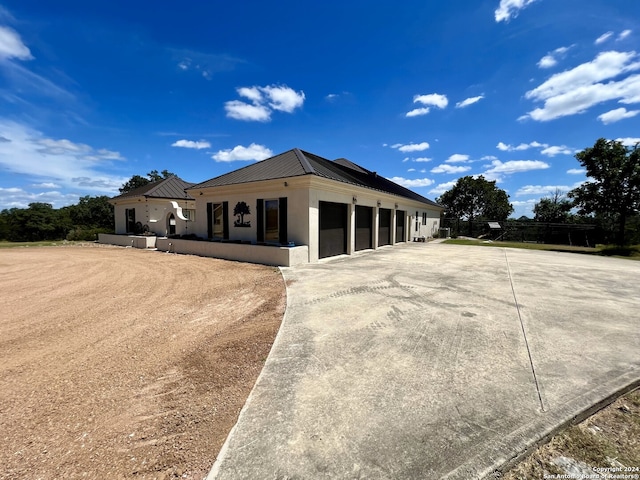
[189,148,442,208]
[111,176,195,201]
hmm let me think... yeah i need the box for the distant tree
[533,189,573,223]
[1,203,69,241]
[233,201,251,226]
[67,195,114,230]
[119,170,176,194]
[568,138,640,245]
[437,175,513,235]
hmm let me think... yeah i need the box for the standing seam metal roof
[110,176,196,201]
[188,148,442,208]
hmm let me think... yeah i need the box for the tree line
[437,138,640,246]
[0,170,175,243]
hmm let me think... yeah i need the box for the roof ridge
[293,148,316,174]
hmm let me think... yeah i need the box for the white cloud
[616,137,640,146]
[455,95,484,108]
[391,142,430,152]
[261,85,305,112]
[597,107,640,124]
[495,0,538,22]
[212,143,273,162]
[224,100,271,122]
[540,145,574,156]
[0,120,128,203]
[405,107,430,117]
[446,154,470,163]
[413,93,448,109]
[0,25,33,60]
[414,157,432,162]
[431,164,471,174]
[537,46,572,69]
[618,30,632,41]
[497,141,547,151]
[0,186,80,209]
[567,168,586,175]
[523,50,640,121]
[484,159,550,176]
[407,168,416,172]
[515,184,580,196]
[388,176,434,188]
[595,32,614,45]
[429,180,458,196]
[225,84,305,121]
[171,139,211,149]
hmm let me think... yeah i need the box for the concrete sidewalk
[209,243,640,479]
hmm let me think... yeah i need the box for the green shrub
[66,227,113,241]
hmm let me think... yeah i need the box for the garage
[355,205,373,251]
[395,210,405,243]
[319,201,348,259]
[378,208,392,246]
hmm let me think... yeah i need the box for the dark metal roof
[189,148,442,208]
[111,176,196,201]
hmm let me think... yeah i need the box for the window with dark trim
[422,212,427,224]
[415,211,419,232]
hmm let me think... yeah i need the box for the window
[265,199,279,242]
[415,211,419,232]
[422,212,427,224]
[183,209,196,221]
[212,203,224,238]
[125,208,136,233]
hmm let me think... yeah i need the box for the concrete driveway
[209,242,640,479]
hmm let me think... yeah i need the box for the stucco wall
[155,238,308,267]
[111,198,195,236]
[98,233,157,248]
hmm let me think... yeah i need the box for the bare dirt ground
[0,244,285,480]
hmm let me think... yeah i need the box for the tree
[67,195,114,230]
[568,138,640,245]
[437,175,513,235]
[533,189,573,223]
[119,170,176,194]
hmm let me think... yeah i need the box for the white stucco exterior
[111,197,196,237]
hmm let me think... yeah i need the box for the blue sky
[1,0,639,218]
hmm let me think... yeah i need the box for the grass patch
[0,240,89,249]
[442,239,640,260]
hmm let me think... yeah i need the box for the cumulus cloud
[414,157,432,162]
[446,154,470,163]
[430,164,471,174]
[212,143,273,162]
[522,50,640,122]
[171,139,211,149]
[597,107,640,124]
[388,176,434,188]
[537,46,572,69]
[541,145,574,156]
[391,142,430,152]
[413,93,448,109]
[455,95,484,108]
[495,0,538,22]
[225,84,305,121]
[567,168,586,175]
[405,107,431,117]
[429,180,458,196]
[497,141,546,151]
[483,160,550,178]
[0,25,33,60]
[615,137,640,146]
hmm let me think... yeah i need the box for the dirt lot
[0,244,286,480]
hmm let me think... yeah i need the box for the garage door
[355,205,373,251]
[395,210,405,243]
[378,208,391,246]
[319,201,348,259]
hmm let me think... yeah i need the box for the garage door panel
[378,208,391,247]
[319,201,347,259]
[395,210,405,243]
[355,205,373,251]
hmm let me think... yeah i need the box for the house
[184,148,443,263]
[108,175,196,237]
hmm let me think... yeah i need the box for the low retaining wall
[155,238,309,267]
[98,233,156,249]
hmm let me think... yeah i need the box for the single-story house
[185,148,443,263]
[109,175,196,237]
